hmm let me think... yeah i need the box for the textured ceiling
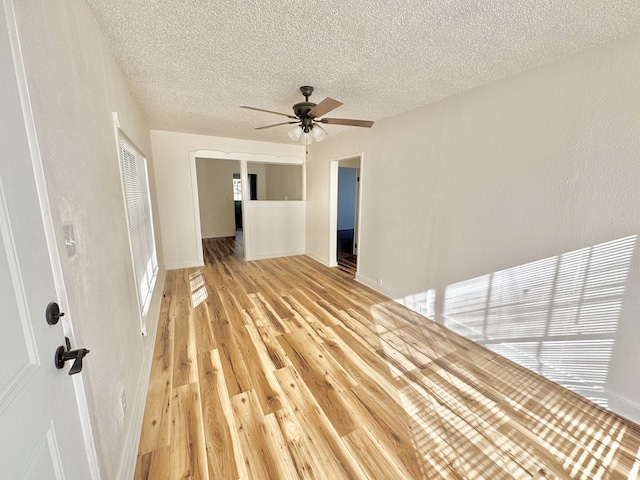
[85,0,640,144]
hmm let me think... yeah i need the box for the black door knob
[55,337,90,375]
[46,302,65,325]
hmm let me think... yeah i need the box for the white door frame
[329,152,364,269]
[189,150,305,262]
[3,0,101,476]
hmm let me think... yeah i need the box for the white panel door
[0,2,92,478]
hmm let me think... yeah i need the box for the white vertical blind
[119,136,158,316]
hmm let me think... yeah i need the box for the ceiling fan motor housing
[293,102,317,120]
[294,85,318,131]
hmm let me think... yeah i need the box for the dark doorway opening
[233,173,258,232]
[337,166,358,276]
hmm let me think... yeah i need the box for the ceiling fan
[240,86,374,143]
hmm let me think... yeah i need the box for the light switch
[63,223,76,257]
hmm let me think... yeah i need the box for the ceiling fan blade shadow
[240,106,297,119]
[255,121,299,130]
[307,97,343,118]
[319,118,374,128]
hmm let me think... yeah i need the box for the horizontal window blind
[119,136,158,318]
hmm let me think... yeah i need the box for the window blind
[119,136,158,316]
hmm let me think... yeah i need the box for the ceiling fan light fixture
[311,124,327,142]
[287,125,303,141]
[300,131,311,145]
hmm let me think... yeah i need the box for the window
[118,135,158,328]
[233,175,242,201]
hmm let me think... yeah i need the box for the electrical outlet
[377,278,383,286]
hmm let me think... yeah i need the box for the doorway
[330,154,362,277]
[233,172,257,233]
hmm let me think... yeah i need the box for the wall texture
[9,0,164,477]
[306,32,640,421]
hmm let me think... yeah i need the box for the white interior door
[0,3,92,478]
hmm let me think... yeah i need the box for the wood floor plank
[344,427,415,480]
[231,389,291,480]
[137,353,173,455]
[278,331,357,437]
[274,367,369,480]
[192,304,216,352]
[171,383,208,480]
[173,314,198,388]
[134,446,171,480]
[197,350,239,480]
[135,237,640,480]
[243,307,289,370]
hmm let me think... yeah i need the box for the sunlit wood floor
[134,237,640,479]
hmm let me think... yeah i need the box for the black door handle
[55,337,90,375]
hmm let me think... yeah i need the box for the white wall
[244,201,306,260]
[196,158,240,238]
[7,0,164,478]
[306,32,640,421]
[264,164,303,200]
[151,130,304,268]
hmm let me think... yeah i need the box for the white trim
[190,149,305,263]
[112,113,144,335]
[191,149,304,165]
[115,268,165,480]
[188,152,205,266]
[329,153,364,269]
[113,113,158,336]
[3,1,100,476]
[355,272,394,299]
[165,260,205,270]
[246,249,305,261]
[239,159,249,259]
[304,252,330,267]
[605,391,640,425]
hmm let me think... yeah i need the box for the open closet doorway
[195,158,243,240]
[330,155,362,277]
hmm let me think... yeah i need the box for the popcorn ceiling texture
[85,0,640,143]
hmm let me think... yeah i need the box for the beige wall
[8,0,164,478]
[196,159,240,238]
[306,32,640,421]
[264,164,303,200]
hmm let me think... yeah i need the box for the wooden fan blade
[319,118,374,128]
[255,121,298,130]
[240,105,297,119]
[307,97,343,118]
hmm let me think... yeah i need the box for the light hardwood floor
[134,237,640,479]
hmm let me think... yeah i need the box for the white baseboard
[606,391,640,425]
[305,251,330,267]
[116,268,165,480]
[165,259,204,270]
[246,249,305,261]
[354,273,394,299]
